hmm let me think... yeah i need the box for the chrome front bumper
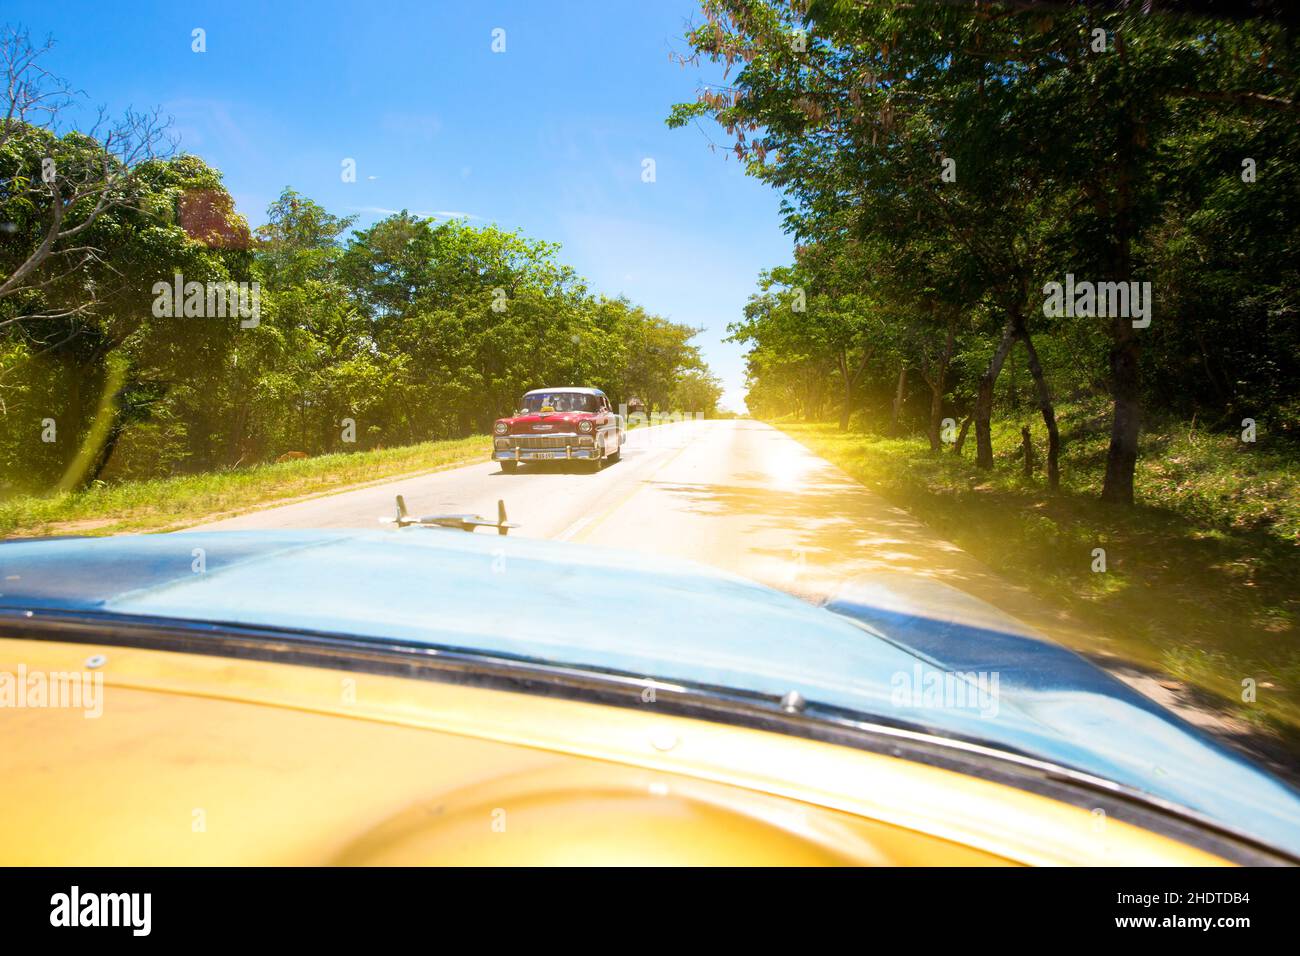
[492,447,597,461]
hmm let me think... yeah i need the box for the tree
[0,26,170,316]
[670,0,1298,501]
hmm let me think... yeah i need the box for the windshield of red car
[521,393,600,413]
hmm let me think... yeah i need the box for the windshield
[1,0,1298,870]
[521,393,600,414]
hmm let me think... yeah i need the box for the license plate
[532,452,555,459]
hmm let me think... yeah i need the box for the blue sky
[8,0,794,411]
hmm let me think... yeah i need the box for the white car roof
[523,387,604,396]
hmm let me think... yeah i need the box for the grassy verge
[0,435,490,537]
[775,404,1300,745]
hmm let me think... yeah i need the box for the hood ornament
[381,495,519,536]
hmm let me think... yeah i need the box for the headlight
[578,420,594,433]
[494,421,509,435]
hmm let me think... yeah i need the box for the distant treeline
[671,1,1300,504]
[0,30,720,494]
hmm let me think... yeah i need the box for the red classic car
[492,387,625,472]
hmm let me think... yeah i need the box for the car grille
[509,434,577,448]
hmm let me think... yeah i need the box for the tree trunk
[953,415,972,456]
[1021,425,1035,477]
[975,319,1016,469]
[1009,347,1020,412]
[1099,33,1143,506]
[838,352,853,430]
[1102,317,1141,504]
[928,384,944,451]
[926,317,957,452]
[87,414,125,485]
[1016,322,1061,491]
[890,366,907,436]
[838,347,873,431]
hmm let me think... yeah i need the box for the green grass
[0,435,490,537]
[777,403,1300,748]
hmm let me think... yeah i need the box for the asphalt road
[190,420,1078,627]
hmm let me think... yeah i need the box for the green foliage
[1,146,713,493]
[672,0,1300,497]
[669,368,724,416]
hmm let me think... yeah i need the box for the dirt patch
[5,518,120,538]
